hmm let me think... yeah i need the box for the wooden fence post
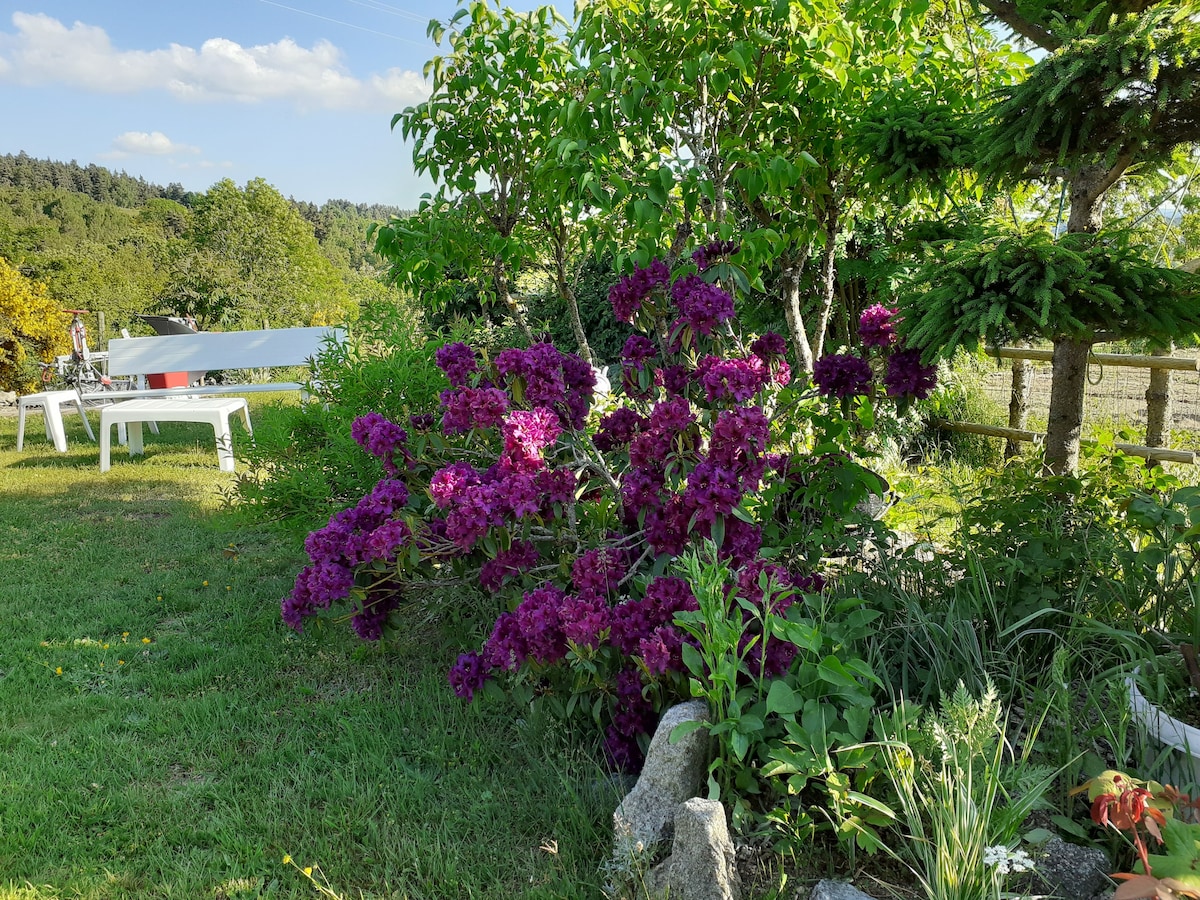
[1145,342,1174,466]
[1007,345,1032,460]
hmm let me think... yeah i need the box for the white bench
[99,398,253,473]
[105,326,343,398]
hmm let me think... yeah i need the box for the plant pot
[1128,671,1200,794]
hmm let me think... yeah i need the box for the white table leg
[44,400,68,452]
[73,396,96,441]
[100,417,113,473]
[214,416,235,472]
[127,421,145,456]
[16,401,27,451]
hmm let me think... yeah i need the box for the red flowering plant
[282,238,934,777]
[1077,770,1200,900]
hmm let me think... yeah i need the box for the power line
[256,0,431,47]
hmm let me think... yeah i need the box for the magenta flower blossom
[478,540,540,593]
[501,407,561,474]
[671,275,735,336]
[594,407,647,452]
[435,341,480,388]
[884,348,937,399]
[429,462,481,508]
[621,335,658,372]
[750,331,787,359]
[351,413,410,475]
[440,386,510,434]
[695,354,769,403]
[572,547,627,600]
[812,353,872,399]
[691,239,739,272]
[858,304,899,349]
[559,594,611,648]
[448,651,489,700]
[609,259,670,322]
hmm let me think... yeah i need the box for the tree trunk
[494,254,534,344]
[780,259,814,375]
[1145,342,1174,467]
[812,200,840,361]
[1006,350,1033,460]
[1043,337,1091,475]
[547,221,592,363]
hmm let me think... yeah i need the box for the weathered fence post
[1145,342,1174,466]
[1007,345,1033,460]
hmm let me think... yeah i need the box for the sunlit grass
[0,403,611,899]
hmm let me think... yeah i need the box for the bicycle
[40,310,133,394]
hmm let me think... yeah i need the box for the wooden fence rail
[941,345,1197,464]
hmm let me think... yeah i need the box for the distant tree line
[0,154,419,356]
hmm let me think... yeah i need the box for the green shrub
[233,301,444,532]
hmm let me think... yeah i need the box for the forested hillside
[0,152,411,339]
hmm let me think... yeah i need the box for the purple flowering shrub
[813,304,938,407]
[283,243,892,780]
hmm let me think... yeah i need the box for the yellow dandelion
[156,595,162,601]
[142,637,151,644]
[282,854,292,865]
[118,660,125,666]
[303,867,313,877]
[122,631,129,637]
[55,666,62,675]
[226,585,231,591]
[202,581,209,587]
[102,643,109,649]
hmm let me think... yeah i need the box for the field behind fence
[959,346,1200,458]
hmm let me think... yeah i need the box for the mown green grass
[0,404,612,899]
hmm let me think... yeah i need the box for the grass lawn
[0,402,612,899]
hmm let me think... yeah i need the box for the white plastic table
[99,397,252,473]
[16,390,95,452]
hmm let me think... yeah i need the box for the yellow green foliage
[0,256,70,393]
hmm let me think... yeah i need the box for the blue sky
[0,1,550,207]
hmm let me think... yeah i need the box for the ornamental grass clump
[283,238,934,774]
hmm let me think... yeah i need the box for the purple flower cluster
[572,547,628,600]
[609,260,670,323]
[671,275,735,336]
[448,651,488,700]
[621,335,658,372]
[479,540,540,593]
[695,354,770,403]
[351,413,410,476]
[884,348,937,400]
[812,353,873,399]
[494,343,596,430]
[440,386,509,434]
[691,239,739,272]
[283,478,413,634]
[435,341,480,388]
[858,304,899,349]
[594,407,647,452]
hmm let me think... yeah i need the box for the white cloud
[0,12,429,110]
[109,131,200,156]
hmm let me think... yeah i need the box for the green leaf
[766,679,804,716]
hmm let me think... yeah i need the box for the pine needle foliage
[898,228,1200,357]
[981,3,1200,177]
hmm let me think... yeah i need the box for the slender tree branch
[976,0,1063,50]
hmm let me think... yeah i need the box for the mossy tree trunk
[1044,337,1091,475]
